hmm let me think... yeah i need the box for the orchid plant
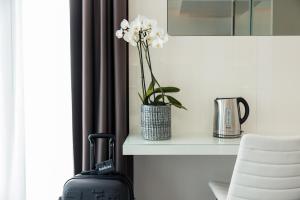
[116,15,186,109]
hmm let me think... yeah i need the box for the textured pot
[141,105,171,140]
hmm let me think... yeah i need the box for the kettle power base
[213,133,242,139]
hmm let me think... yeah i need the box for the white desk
[123,133,240,156]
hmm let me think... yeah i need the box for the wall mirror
[167,0,300,36]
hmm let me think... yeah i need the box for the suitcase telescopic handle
[88,133,115,170]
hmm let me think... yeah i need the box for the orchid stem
[143,41,165,103]
[137,34,147,102]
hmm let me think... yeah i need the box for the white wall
[129,0,300,199]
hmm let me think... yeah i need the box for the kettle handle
[237,97,250,124]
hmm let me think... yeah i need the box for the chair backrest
[227,134,300,200]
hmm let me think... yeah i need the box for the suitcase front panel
[63,176,132,200]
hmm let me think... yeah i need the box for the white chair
[209,134,300,200]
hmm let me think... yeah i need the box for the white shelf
[123,133,241,156]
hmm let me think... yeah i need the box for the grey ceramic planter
[141,105,171,140]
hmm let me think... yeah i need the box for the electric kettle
[213,97,249,138]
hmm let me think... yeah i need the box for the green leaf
[154,87,180,94]
[144,86,180,103]
[146,79,156,97]
[166,95,187,110]
[154,94,164,103]
[143,80,156,104]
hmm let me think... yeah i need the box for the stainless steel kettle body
[213,97,249,138]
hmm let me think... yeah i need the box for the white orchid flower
[116,15,168,48]
[115,29,123,39]
[123,29,138,46]
[120,19,129,30]
[123,30,130,40]
[130,15,143,32]
[142,18,157,30]
[149,27,163,38]
[143,34,153,46]
[151,38,164,48]
[123,31,132,43]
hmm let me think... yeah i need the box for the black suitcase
[59,133,134,200]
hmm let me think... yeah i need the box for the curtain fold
[0,0,25,199]
[70,0,132,179]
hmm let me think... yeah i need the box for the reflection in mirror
[168,0,235,35]
[168,0,300,36]
[234,0,251,35]
[252,0,272,35]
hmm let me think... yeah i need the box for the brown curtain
[69,0,133,180]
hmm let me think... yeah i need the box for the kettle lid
[215,97,239,100]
